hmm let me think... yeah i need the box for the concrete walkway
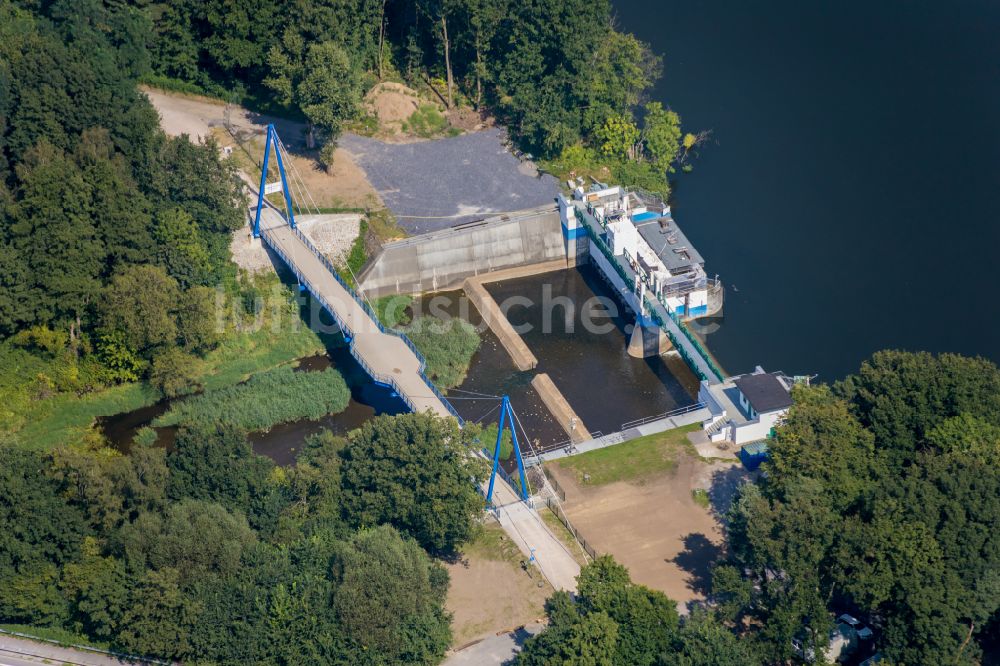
[260,208,579,593]
[443,624,545,666]
[0,633,158,665]
[259,208,452,418]
[487,478,581,592]
[526,405,711,464]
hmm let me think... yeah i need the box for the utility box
[740,441,770,470]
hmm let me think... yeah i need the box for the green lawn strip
[691,488,711,508]
[154,366,349,431]
[538,507,590,567]
[552,423,701,486]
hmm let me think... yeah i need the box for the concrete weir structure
[357,205,565,296]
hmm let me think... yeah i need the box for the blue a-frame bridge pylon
[253,124,296,238]
[486,396,531,504]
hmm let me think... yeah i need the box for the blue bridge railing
[261,226,464,424]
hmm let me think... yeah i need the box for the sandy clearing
[548,454,743,607]
[365,81,421,124]
[446,528,551,646]
[142,87,382,209]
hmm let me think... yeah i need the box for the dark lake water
[615,0,1000,380]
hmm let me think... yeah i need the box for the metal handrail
[574,206,723,382]
[620,401,706,430]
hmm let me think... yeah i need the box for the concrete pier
[465,279,538,371]
[532,373,590,443]
[627,321,673,358]
[463,258,566,371]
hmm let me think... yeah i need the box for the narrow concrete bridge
[257,207,457,419]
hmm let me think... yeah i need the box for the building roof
[734,373,792,413]
[632,212,704,272]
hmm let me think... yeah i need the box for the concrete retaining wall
[464,278,539,371]
[532,373,590,443]
[358,205,565,296]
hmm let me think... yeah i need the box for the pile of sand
[364,82,421,124]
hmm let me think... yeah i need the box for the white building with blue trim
[559,183,722,321]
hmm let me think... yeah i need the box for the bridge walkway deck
[258,209,452,418]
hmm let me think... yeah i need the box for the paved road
[443,624,545,666]
[0,634,153,666]
[340,130,559,234]
[260,208,453,418]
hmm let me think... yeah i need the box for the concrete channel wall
[357,205,565,297]
[464,278,538,371]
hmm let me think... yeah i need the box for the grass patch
[154,366,349,431]
[539,143,670,199]
[374,294,414,329]
[479,422,513,460]
[339,219,369,288]
[6,274,329,449]
[404,317,481,390]
[463,523,528,567]
[692,488,710,509]
[553,423,701,486]
[366,207,406,242]
[402,103,449,138]
[539,507,590,567]
[13,383,159,451]
[373,294,482,391]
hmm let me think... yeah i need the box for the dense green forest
[137,0,687,188]
[0,0,248,438]
[519,350,1000,665]
[0,412,486,662]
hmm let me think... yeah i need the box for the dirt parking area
[547,452,745,607]
[143,87,381,209]
[445,523,552,647]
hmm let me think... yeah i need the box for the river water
[430,265,699,449]
[614,0,1000,380]
[102,264,698,464]
[99,344,408,465]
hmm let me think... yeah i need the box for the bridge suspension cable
[509,401,591,563]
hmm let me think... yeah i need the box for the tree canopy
[518,556,757,666]
[0,0,243,396]
[714,350,1000,665]
[0,411,474,663]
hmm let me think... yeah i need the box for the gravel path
[339,130,559,234]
